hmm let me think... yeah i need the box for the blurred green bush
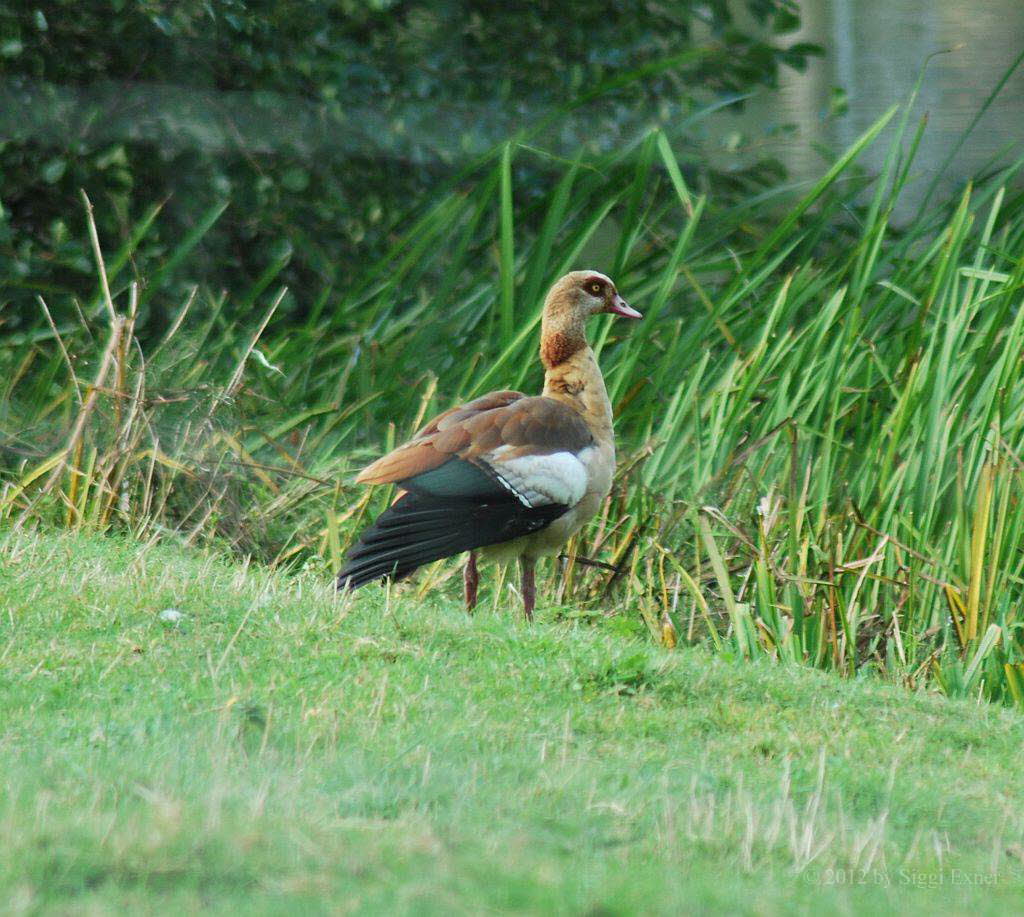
[0,0,815,332]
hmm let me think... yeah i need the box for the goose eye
[588,282,603,295]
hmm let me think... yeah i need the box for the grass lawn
[1,529,1022,914]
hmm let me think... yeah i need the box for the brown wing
[355,391,593,487]
[410,390,524,439]
[340,392,595,590]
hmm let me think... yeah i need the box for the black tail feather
[337,493,567,590]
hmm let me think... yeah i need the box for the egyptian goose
[338,270,640,619]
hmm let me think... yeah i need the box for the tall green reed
[3,98,1024,707]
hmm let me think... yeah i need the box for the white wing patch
[485,450,588,508]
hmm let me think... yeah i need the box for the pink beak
[607,294,642,319]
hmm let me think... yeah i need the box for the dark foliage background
[0,0,813,333]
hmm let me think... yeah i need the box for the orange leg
[520,558,535,622]
[464,550,479,613]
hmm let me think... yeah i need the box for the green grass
[1,528,1022,913]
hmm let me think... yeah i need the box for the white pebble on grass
[158,608,185,624]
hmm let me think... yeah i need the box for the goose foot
[520,558,535,622]
[464,550,479,613]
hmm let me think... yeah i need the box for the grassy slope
[1,529,1022,915]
